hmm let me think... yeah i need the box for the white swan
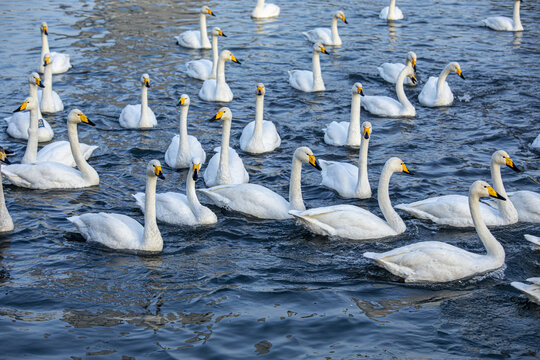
[203,107,249,187]
[252,0,280,19]
[530,134,540,151]
[303,11,347,46]
[186,27,226,80]
[524,234,540,250]
[380,0,403,20]
[164,94,206,169]
[199,50,241,102]
[4,72,53,142]
[290,157,411,240]
[175,6,215,49]
[396,150,520,228]
[378,51,417,86]
[199,147,322,220]
[10,97,42,165]
[364,180,507,283]
[289,43,329,93]
[2,109,99,189]
[0,147,14,233]
[362,64,416,117]
[500,191,540,224]
[69,160,164,252]
[323,83,364,147]
[418,62,465,107]
[482,0,523,32]
[38,53,64,113]
[239,83,281,154]
[119,74,157,129]
[134,158,216,226]
[320,121,372,199]
[511,278,540,305]
[39,22,71,74]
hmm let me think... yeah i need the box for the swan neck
[69,122,97,182]
[254,95,264,139]
[138,85,150,128]
[437,64,452,96]
[513,1,522,30]
[312,50,324,90]
[395,68,413,109]
[211,35,219,78]
[177,105,190,161]
[388,0,397,17]
[347,94,361,144]
[22,106,39,164]
[43,64,53,101]
[143,174,161,249]
[377,165,405,233]
[256,0,265,8]
[216,56,226,87]
[490,161,518,220]
[40,33,49,72]
[331,17,341,43]
[217,118,232,184]
[186,168,203,215]
[469,191,505,260]
[29,83,43,119]
[355,134,370,193]
[289,157,305,211]
[199,13,210,48]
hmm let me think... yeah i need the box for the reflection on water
[386,20,398,44]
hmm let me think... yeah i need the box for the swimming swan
[2,109,99,189]
[38,53,64,113]
[380,0,403,20]
[303,11,347,46]
[482,0,523,32]
[324,83,365,147]
[199,147,322,220]
[524,234,540,250]
[0,147,14,233]
[203,107,249,187]
[10,97,45,164]
[362,64,416,117]
[511,278,540,305]
[289,157,411,240]
[418,62,465,107]
[320,121,372,199]
[365,180,507,283]
[164,94,206,169]
[186,27,226,80]
[176,6,215,49]
[239,83,281,154]
[69,160,165,252]
[252,0,280,19]
[119,74,157,129]
[134,158,216,226]
[289,43,329,93]
[199,50,241,102]
[39,22,71,74]
[378,51,417,86]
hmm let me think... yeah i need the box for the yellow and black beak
[341,15,348,24]
[192,163,200,181]
[402,162,413,175]
[357,86,364,96]
[79,113,96,126]
[231,54,241,65]
[218,29,226,37]
[177,97,186,106]
[487,186,506,201]
[308,154,322,171]
[256,85,264,96]
[320,45,329,55]
[505,157,521,173]
[42,26,48,35]
[363,127,370,140]
[457,68,465,80]
[410,72,417,85]
[0,148,11,165]
[43,56,51,67]
[412,60,417,72]
[35,78,45,88]
[154,165,165,180]
[13,101,28,113]
[208,8,216,16]
[144,78,150,88]
[210,110,224,122]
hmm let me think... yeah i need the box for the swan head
[404,65,417,84]
[220,50,241,64]
[407,52,417,72]
[386,157,413,175]
[29,72,44,88]
[13,97,37,113]
[201,6,215,16]
[68,109,96,126]
[177,94,190,107]
[0,146,13,165]
[471,180,506,201]
[294,147,322,171]
[362,122,372,140]
[212,27,226,37]
[313,42,329,55]
[140,73,150,88]
[335,11,348,24]
[43,53,53,67]
[209,107,233,122]
[492,150,521,173]
[449,62,465,79]
[41,22,48,35]
[352,82,364,96]
[191,157,201,181]
[148,159,165,180]
[256,83,266,96]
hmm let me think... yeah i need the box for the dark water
[1,0,539,358]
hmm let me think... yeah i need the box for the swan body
[504,191,540,223]
[380,0,403,20]
[511,278,540,305]
[69,160,164,252]
[36,141,97,168]
[482,0,523,32]
[303,11,347,46]
[239,83,281,154]
[290,157,411,240]
[199,50,241,102]
[0,148,14,233]
[164,95,206,169]
[362,64,416,117]
[134,158,216,226]
[524,234,540,250]
[39,22,71,74]
[39,53,64,113]
[199,147,322,220]
[396,150,520,228]
[324,83,364,147]
[186,27,226,80]
[176,6,215,49]
[320,121,372,199]
[119,74,157,129]
[289,43,329,92]
[203,108,249,187]
[418,62,465,107]
[365,181,507,283]
[378,51,417,86]
[252,0,280,18]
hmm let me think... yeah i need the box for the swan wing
[240,121,281,153]
[508,191,540,223]
[379,6,403,20]
[119,104,141,128]
[176,30,202,48]
[303,28,332,45]
[5,112,54,141]
[186,59,213,80]
[203,147,249,186]
[319,160,358,198]
[361,95,402,117]
[288,70,314,92]
[2,162,88,189]
[482,17,514,31]
[134,192,199,226]
[199,79,217,101]
[164,135,181,168]
[418,77,454,107]
[37,140,97,167]
[524,234,540,249]
[511,281,540,305]
[188,135,207,164]
[378,63,414,85]
[50,52,71,74]
[323,121,349,146]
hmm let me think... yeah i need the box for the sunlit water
[0,0,539,358]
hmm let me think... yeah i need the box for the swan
[418,62,465,107]
[482,0,523,32]
[524,234,540,250]
[39,22,71,74]
[2,109,100,189]
[119,74,157,129]
[164,94,206,169]
[531,134,540,151]
[378,51,417,86]
[239,83,281,154]
[68,160,165,252]
[4,72,53,142]
[289,157,411,240]
[134,158,216,226]
[320,121,372,199]
[323,83,365,147]
[288,43,329,93]
[203,107,249,187]
[252,0,280,19]
[499,190,540,223]
[0,147,14,233]
[9,97,42,164]
[199,147,322,220]
[380,0,403,20]
[186,27,226,80]
[175,6,215,49]
[364,181,507,283]
[511,278,540,305]
[199,50,241,102]
[303,11,348,46]
[361,64,416,117]
[395,150,520,227]
[38,53,64,113]
[36,138,98,168]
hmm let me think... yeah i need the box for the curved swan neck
[469,190,505,260]
[143,174,162,249]
[199,13,211,48]
[346,93,361,144]
[289,157,305,211]
[395,68,413,109]
[513,1,523,31]
[43,64,53,102]
[490,161,518,220]
[388,0,397,19]
[355,133,370,194]
[68,122,98,182]
[211,34,219,78]
[22,106,39,164]
[40,34,49,73]
[139,85,150,128]
[377,165,405,233]
[436,63,453,97]
[217,118,232,184]
[331,17,341,44]
[177,105,190,162]
[186,168,203,215]
[312,50,324,91]
[253,95,264,141]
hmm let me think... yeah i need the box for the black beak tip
[510,164,522,173]
[13,107,21,113]
[405,171,414,176]
[44,30,48,35]
[314,161,322,171]
[211,12,216,16]
[86,119,96,127]
[413,65,417,72]
[176,100,182,106]
[496,194,507,201]
[344,19,349,24]
[459,74,465,80]
[209,115,219,122]
[235,59,242,65]
[364,133,369,140]
[360,90,365,96]
[222,33,227,37]
[38,83,45,88]
[158,173,165,180]
[192,172,199,181]
[2,158,11,165]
